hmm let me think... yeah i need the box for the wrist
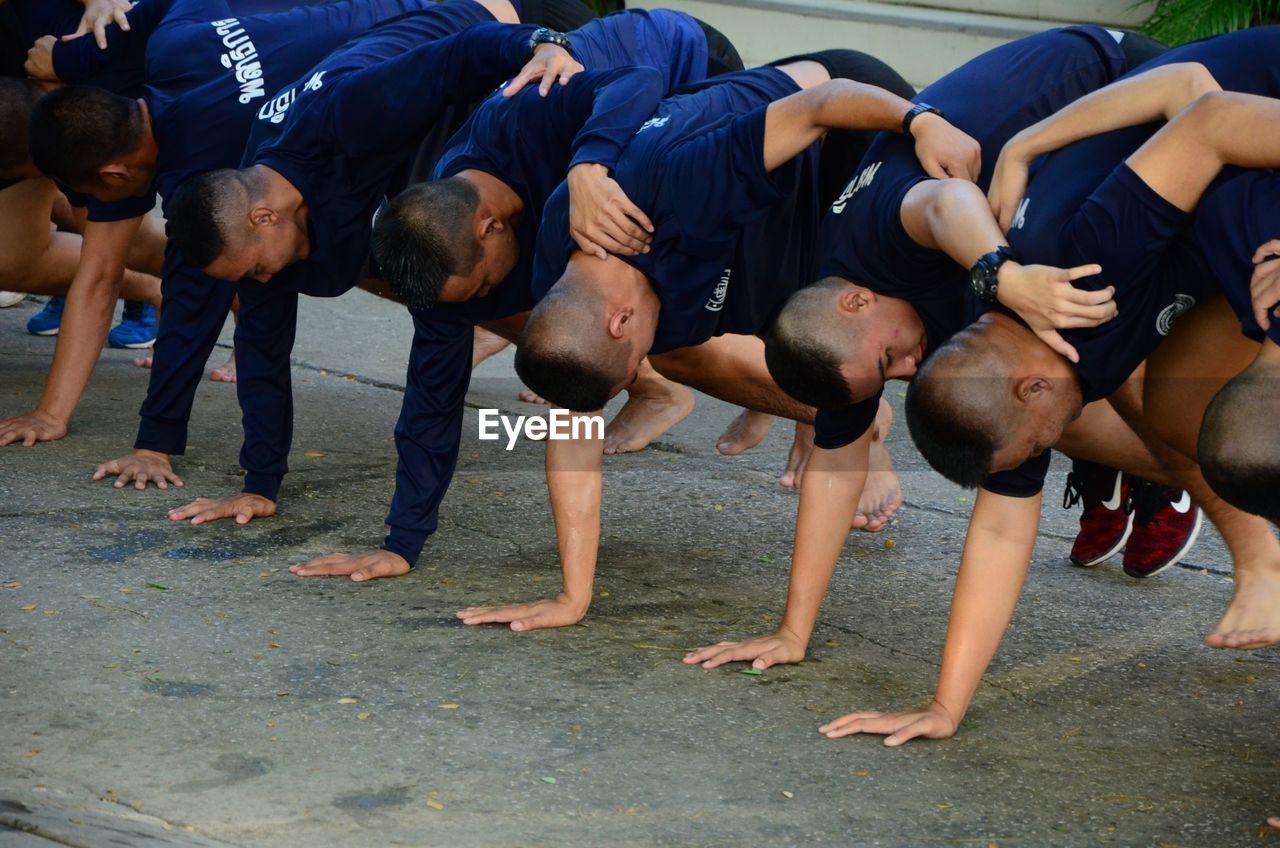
[556,590,592,615]
[33,405,70,426]
[929,697,964,726]
[903,103,944,139]
[993,259,1023,304]
[777,619,813,648]
[133,448,170,461]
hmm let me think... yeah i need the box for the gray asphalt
[1,291,1276,848]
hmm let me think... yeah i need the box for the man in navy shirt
[678,27,1193,675]
[15,0,505,479]
[827,53,1280,750]
[287,10,735,586]
[428,58,977,632]
[150,20,581,524]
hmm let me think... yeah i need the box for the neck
[135,99,160,168]
[253,164,309,255]
[458,169,523,225]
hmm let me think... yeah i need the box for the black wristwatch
[970,246,1020,304]
[527,27,571,59]
[902,102,943,138]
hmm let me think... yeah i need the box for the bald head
[167,168,262,268]
[905,325,1021,488]
[373,178,482,309]
[1199,370,1280,521]
[515,261,634,412]
[766,278,860,409]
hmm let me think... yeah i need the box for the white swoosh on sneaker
[1101,473,1125,511]
[1170,490,1193,514]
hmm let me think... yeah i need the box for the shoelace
[1131,481,1179,528]
[1062,472,1084,510]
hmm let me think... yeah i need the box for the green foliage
[582,0,624,14]
[1141,0,1280,45]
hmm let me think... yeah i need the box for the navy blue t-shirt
[383,10,711,564]
[1193,168,1280,349]
[989,27,1280,496]
[532,68,815,355]
[811,25,1130,451]
[131,0,485,458]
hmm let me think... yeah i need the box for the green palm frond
[1141,0,1280,45]
[582,0,624,15]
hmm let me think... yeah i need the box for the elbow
[1182,62,1222,104]
[925,178,982,234]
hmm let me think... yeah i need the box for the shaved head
[766,278,860,409]
[167,168,261,268]
[1199,371,1280,521]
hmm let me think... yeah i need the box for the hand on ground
[683,627,806,670]
[167,493,275,525]
[456,594,587,631]
[93,449,182,490]
[0,410,67,447]
[819,700,958,746]
[290,550,410,582]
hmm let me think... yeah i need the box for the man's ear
[1015,373,1053,405]
[837,284,874,316]
[478,215,504,241]
[97,162,130,185]
[248,205,280,229]
[606,305,634,339]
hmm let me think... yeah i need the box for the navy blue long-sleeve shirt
[382,9,709,565]
[126,0,491,459]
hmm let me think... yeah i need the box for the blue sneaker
[108,301,157,349]
[26,297,65,336]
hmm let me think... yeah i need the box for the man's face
[436,228,519,303]
[841,294,928,402]
[987,389,1081,473]
[204,223,309,283]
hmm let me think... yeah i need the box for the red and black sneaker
[1063,462,1133,567]
[1122,481,1203,579]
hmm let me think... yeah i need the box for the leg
[1136,296,1280,648]
[601,357,695,454]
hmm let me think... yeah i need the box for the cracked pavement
[1,290,1277,847]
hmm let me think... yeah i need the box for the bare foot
[716,409,774,456]
[209,349,236,383]
[472,325,510,368]
[603,370,695,454]
[779,421,814,489]
[852,400,902,532]
[132,355,153,370]
[1268,816,1279,830]
[1205,565,1280,650]
[518,388,547,404]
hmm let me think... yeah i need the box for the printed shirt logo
[636,114,670,134]
[706,268,730,312]
[303,71,326,92]
[831,161,881,214]
[1010,197,1030,231]
[212,18,266,105]
[1156,294,1196,336]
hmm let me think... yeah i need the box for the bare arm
[457,412,603,631]
[822,487,1041,744]
[989,63,1221,229]
[901,178,1111,362]
[763,79,981,180]
[685,435,871,669]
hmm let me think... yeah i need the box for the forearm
[931,490,1041,722]
[1006,63,1220,162]
[910,179,1009,267]
[233,289,299,501]
[779,439,870,643]
[570,67,665,170]
[649,335,814,423]
[545,426,604,611]
[37,248,129,421]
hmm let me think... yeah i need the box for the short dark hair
[904,340,1010,488]
[372,178,482,310]
[1199,372,1280,521]
[28,85,144,185]
[0,78,40,171]
[167,169,247,269]
[765,280,857,409]
[514,288,625,412]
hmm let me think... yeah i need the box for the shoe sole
[1123,508,1205,579]
[109,339,156,349]
[1070,512,1135,568]
[27,327,60,336]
